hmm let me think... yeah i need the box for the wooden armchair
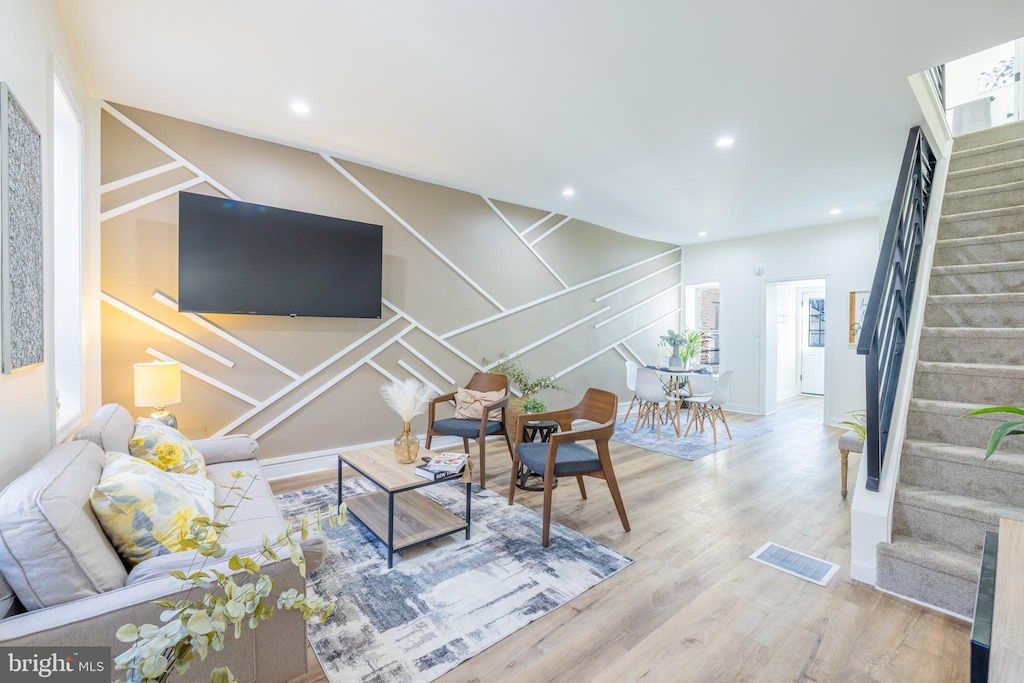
[508,388,630,547]
[425,372,513,489]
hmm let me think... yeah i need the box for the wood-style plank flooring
[274,396,970,682]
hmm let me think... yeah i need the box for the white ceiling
[57,1,1024,245]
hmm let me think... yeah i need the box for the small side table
[517,419,560,491]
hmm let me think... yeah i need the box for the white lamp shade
[134,361,182,408]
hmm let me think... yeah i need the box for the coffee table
[337,446,471,568]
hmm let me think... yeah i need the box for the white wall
[683,219,879,424]
[0,0,98,488]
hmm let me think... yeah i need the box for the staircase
[875,119,1024,618]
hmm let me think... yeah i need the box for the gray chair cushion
[0,440,128,610]
[432,418,503,439]
[517,441,600,477]
[73,403,135,453]
[839,430,864,453]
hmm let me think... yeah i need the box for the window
[807,297,825,348]
[53,73,83,434]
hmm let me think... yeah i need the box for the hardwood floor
[274,396,970,682]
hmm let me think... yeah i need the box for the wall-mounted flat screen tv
[178,192,382,318]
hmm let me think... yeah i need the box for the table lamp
[134,361,181,428]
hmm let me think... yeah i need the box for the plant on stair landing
[966,405,1024,459]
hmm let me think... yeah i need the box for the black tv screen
[177,192,382,318]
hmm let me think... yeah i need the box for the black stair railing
[857,126,936,492]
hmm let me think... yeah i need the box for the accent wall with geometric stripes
[100,102,681,465]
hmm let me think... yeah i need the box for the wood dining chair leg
[463,437,470,453]
[478,436,487,489]
[600,455,630,532]
[576,475,587,499]
[622,394,639,424]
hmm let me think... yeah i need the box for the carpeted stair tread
[916,359,1024,378]
[931,260,1024,275]
[895,484,1024,526]
[948,157,1024,181]
[927,292,1024,305]
[944,179,1024,201]
[940,203,1024,222]
[952,120,1024,152]
[920,326,1024,339]
[877,534,980,583]
[936,231,1024,249]
[902,438,1024,474]
[952,136,1024,159]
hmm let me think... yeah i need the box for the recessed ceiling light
[290,101,310,114]
[715,136,734,147]
[562,188,575,197]
[830,208,842,215]
[698,231,708,237]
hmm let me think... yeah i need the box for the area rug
[612,416,771,460]
[275,479,633,683]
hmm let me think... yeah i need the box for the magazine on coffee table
[422,453,468,473]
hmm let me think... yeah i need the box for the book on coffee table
[425,453,468,473]
[414,465,460,481]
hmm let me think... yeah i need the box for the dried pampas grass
[380,378,435,421]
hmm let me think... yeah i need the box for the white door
[800,291,825,395]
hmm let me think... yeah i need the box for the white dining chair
[623,360,640,424]
[684,370,733,443]
[633,367,679,439]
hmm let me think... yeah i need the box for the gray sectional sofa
[0,404,323,682]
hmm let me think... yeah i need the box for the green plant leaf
[983,420,1024,459]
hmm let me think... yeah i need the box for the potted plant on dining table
[659,329,704,370]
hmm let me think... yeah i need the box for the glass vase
[394,421,419,464]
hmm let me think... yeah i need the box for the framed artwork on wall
[1,82,44,374]
[848,290,870,344]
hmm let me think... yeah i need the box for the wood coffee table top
[339,445,445,492]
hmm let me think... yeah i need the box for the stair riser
[901,454,1024,507]
[939,212,1024,239]
[918,333,1024,364]
[953,122,1024,152]
[951,145,1024,171]
[933,239,1024,266]
[913,369,1024,405]
[947,165,1024,193]
[875,549,976,617]
[928,269,1024,295]
[943,187,1024,215]
[924,300,1024,327]
[907,410,1024,454]
[893,502,994,555]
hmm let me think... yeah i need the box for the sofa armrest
[0,559,310,681]
[191,434,259,465]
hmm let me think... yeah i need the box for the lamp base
[147,407,178,429]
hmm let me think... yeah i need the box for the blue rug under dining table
[612,416,771,460]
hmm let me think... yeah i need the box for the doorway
[762,277,827,420]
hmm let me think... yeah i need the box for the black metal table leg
[465,482,471,539]
[387,492,395,569]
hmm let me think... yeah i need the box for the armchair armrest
[191,434,258,465]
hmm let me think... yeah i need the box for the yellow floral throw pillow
[129,418,206,477]
[90,452,217,567]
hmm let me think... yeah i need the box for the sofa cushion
[90,453,216,567]
[128,418,207,476]
[73,403,135,453]
[0,571,17,618]
[207,461,286,543]
[0,440,128,610]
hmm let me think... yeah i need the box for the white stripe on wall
[146,347,259,405]
[100,292,235,367]
[321,154,506,312]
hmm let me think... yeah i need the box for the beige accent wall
[100,104,680,461]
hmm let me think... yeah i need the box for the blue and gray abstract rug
[612,416,771,460]
[275,479,633,683]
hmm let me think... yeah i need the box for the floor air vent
[750,542,839,586]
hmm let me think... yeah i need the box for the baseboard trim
[874,585,972,623]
